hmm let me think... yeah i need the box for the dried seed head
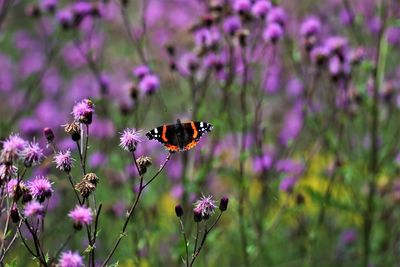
[136,156,152,174]
[75,180,95,198]
[43,128,55,143]
[83,173,99,186]
[63,122,81,141]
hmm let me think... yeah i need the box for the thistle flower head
[27,176,53,202]
[251,1,271,19]
[58,251,84,267]
[0,164,17,181]
[132,65,151,80]
[194,194,217,220]
[119,128,142,152]
[21,141,45,167]
[68,205,93,229]
[54,150,74,172]
[1,134,27,163]
[6,178,25,198]
[138,74,160,95]
[72,99,94,124]
[24,201,45,217]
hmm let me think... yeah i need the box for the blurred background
[0,0,400,266]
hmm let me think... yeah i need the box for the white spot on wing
[154,128,158,134]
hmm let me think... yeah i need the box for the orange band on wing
[165,144,179,151]
[161,125,168,142]
[190,121,198,138]
[184,140,199,151]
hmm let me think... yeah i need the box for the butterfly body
[146,119,213,152]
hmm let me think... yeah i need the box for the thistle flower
[1,134,27,163]
[233,0,251,14]
[58,251,84,267]
[56,8,73,29]
[72,99,94,124]
[40,0,57,13]
[267,6,286,27]
[279,176,297,193]
[138,74,160,95]
[132,65,151,80]
[119,128,142,152]
[21,141,45,167]
[43,127,55,143]
[223,16,241,36]
[194,194,217,220]
[300,16,321,38]
[24,201,45,217]
[54,150,74,172]
[219,196,229,211]
[263,23,284,43]
[251,1,271,19]
[175,204,184,217]
[68,205,93,230]
[6,178,25,199]
[27,176,53,202]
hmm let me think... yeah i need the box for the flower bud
[44,127,55,143]
[175,204,184,217]
[11,206,20,223]
[193,208,202,222]
[219,196,229,211]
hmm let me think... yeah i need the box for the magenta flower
[72,99,95,124]
[119,128,142,152]
[21,141,45,167]
[6,178,24,198]
[54,150,74,172]
[263,23,284,43]
[24,201,45,217]
[68,205,93,228]
[233,0,251,14]
[300,16,321,38]
[138,74,160,95]
[194,194,217,220]
[27,176,53,202]
[223,16,241,36]
[1,134,27,162]
[56,9,73,29]
[58,251,84,267]
[279,176,297,193]
[267,6,286,26]
[251,1,271,19]
[132,65,151,80]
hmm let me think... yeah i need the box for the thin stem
[192,222,199,258]
[142,153,172,189]
[67,173,82,205]
[178,218,189,267]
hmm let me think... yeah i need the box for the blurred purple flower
[264,66,281,93]
[0,54,15,92]
[90,119,115,139]
[138,74,160,94]
[223,16,241,36]
[339,9,353,26]
[367,16,381,34]
[62,43,87,69]
[279,176,297,193]
[233,0,251,14]
[119,128,142,152]
[21,141,45,167]
[263,23,284,43]
[41,68,62,95]
[1,134,27,162]
[24,201,45,217]
[132,65,151,80]
[6,178,23,198]
[267,7,286,26]
[58,251,83,267]
[286,77,304,98]
[166,158,183,181]
[340,229,357,245]
[40,0,57,12]
[19,51,45,78]
[68,205,93,226]
[279,102,304,146]
[194,28,219,48]
[325,36,348,55]
[27,176,53,201]
[56,8,74,29]
[178,52,199,76]
[251,1,271,19]
[14,31,38,51]
[310,45,329,64]
[276,158,304,176]
[300,16,321,38]
[89,151,107,168]
[386,27,400,45]
[253,153,273,174]
[170,184,184,199]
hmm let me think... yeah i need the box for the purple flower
[300,16,321,38]
[276,158,304,176]
[194,28,218,48]
[73,2,93,17]
[251,1,271,19]
[325,36,348,55]
[132,65,151,80]
[24,201,45,217]
[6,178,24,198]
[111,201,127,218]
[310,45,330,64]
[233,0,251,14]
[72,99,95,124]
[263,23,284,43]
[279,102,304,145]
[119,128,142,152]
[279,176,297,193]
[68,205,93,227]
[40,0,57,12]
[340,229,357,245]
[88,151,107,168]
[41,67,62,95]
[21,141,45,167]
[0,54,15,92]
[386,27,400,45]
[19,51,45,78]
[1,134,27,162]
[267,7,286,26]
[58,251,83,267]
[54,150,74,172]
[223,16,241,36]
[194,194,217,220]
[0,164,18,181]
[178,52,200,75]
[339,8,353,26]
[138,74,160,94]
[286,77,304,98]
[27,176,53,202]
[253,153,273,173]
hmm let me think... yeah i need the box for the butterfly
[146,119,213,152]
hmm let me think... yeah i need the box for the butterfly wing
[181,121,213,151]
[146,124,180,152]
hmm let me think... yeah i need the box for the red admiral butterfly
[146,119,213,152]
